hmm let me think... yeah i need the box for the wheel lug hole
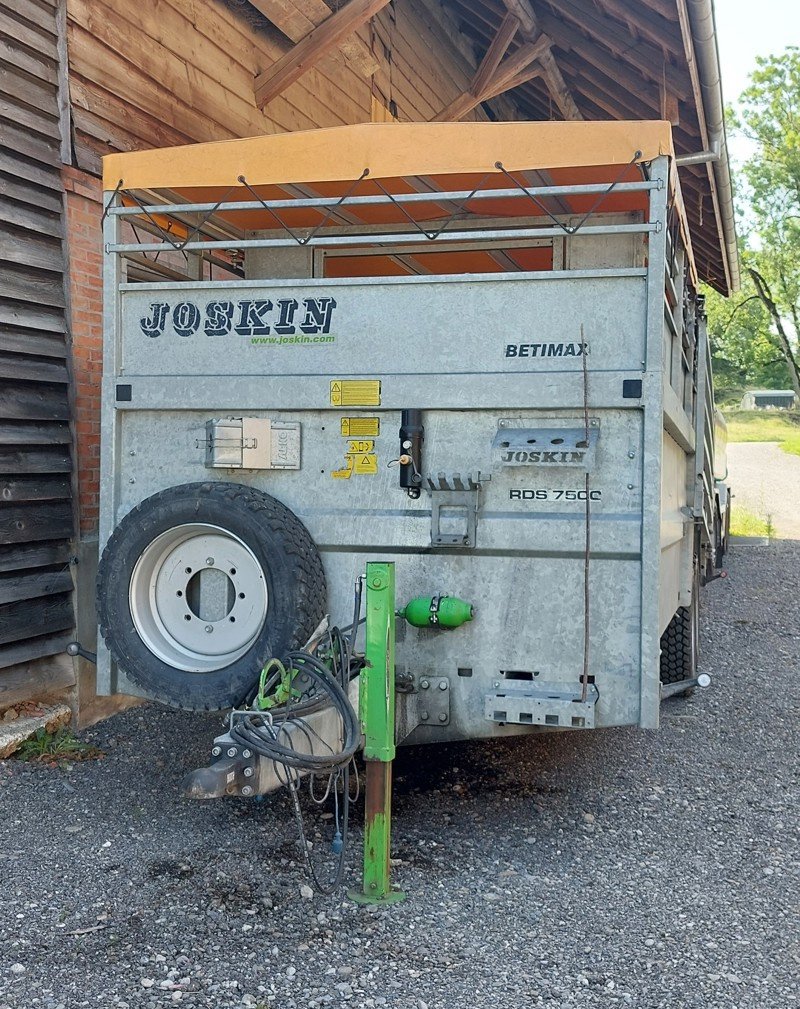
[185,567,192,574]
[176,590,183,597]
[238,592,245,599]
[184,614,191,621]
[230,568,237,575]
[229,616,236,623]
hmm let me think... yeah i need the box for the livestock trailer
[96,122,728,763]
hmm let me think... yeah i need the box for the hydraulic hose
[230,650,360,771]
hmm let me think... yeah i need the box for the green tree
[735,47,800,399]
[704,261,793,397]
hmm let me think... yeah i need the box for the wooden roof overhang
[236,0,736,294]
[435,0,737,294]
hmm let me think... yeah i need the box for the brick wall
[63,166,103,535]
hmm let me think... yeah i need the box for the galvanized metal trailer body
[97,122,725,741]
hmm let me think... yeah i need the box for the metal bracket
[427,472,488,548]
[416,673,450,726]
[493,426,598,470]
[484,682,599,729]
[202,417,301,469]
[395,687,420,744]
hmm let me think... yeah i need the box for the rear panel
[100,264,662,738]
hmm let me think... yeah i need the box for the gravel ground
[727,442,800,538]
[1,543,798,1009]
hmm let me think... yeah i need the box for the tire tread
[659,606,693,684]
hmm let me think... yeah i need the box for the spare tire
[97,482,326,710]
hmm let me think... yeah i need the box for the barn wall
[0,0,77,703]
[66,0,485,175]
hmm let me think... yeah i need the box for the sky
[714,0,799,106]
[714,0,800,163]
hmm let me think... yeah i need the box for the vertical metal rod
[348,562,406,905]
[580,323,591,703]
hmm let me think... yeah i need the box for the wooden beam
[430,11,520,122]
[414,0,521,121]
[248,0,380,79]
[254,0,392,108]
[499,0,538,37]
[483,63,543,102]
[436,2,558,121]
[534,1,691,101]
[431,34,551,122]
[488,36,552,94]
[499,0,583,119]
[0,651,75,706]
[636,0,679,21]
[471,11,520,97]
[660,82,680,126]
[538,49,582,121]
[431,91,485,123]
[592,0,682,53]
[531,8,689,104]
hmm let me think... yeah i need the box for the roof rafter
[472,11,521,96]
[590,0,682,52]
[483,62,544,101]
[534,1,691,100]
[254,0,392,108]
[248,0,380,79]
[413,0,522,120]
[500,0,583,119]
[432,32,551,121]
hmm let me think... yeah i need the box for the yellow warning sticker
[347,439,374,455]
[330,380,381,407]
[340,417,380,438]
[330,452,378,478]
[349,452,378,474]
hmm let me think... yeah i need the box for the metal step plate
[484,682,599,729]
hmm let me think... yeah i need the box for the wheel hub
[129,524,268,672]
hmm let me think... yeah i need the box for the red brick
[64,169,107,535]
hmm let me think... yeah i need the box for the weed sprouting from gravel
[15,727,104,763]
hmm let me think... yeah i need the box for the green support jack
[348,562,406,906]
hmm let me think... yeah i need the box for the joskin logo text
[139,297,337,339]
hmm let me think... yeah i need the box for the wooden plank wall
[65,0,486,173]
[0,0,76,684]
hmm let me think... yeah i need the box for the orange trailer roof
[103,121,674,191]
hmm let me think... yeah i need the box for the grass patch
[729,507,774,539]
[780,433,800,457]
[723,409,800,447]
[16,727,104,763]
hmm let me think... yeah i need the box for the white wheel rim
[129,523,268,673]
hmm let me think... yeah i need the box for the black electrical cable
[254,686,352,894]
[232,582,366,892]
[231,652,360,771]
[286,763,350,893]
